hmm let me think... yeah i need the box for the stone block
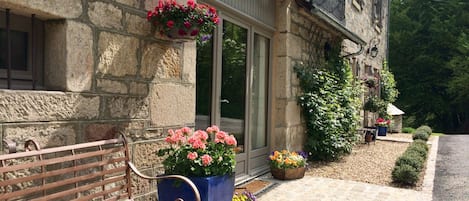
[116,0,140,8]
[97,32,138,77]
[144,0,186,11]
[129,82,149,96]
[273,56,290,99]
[107,96,149,119]
[285,101,301,126]
[45,20,93,92]
[84,123,119,142]
[0,90,100,122]
[44,20,67,90]
[88,1,123,29]
[0,0,82,19]
[130,168,158,197]
[150,84,195,127]
[286,126,305,151]
[97,79,128,94]
[182,42,196,84]
[66,21,94,92]
[272,127,287,151]
[131,140,167,169]
[126,13,151,36]
[275,0,291,33]
[3,124,77,149]
[274,99,287,127]
[141,42,182,79]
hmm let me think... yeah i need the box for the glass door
[196,18,270,179]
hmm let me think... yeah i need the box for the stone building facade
[0,0,389,199]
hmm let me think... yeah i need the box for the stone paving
[256,136,439,201]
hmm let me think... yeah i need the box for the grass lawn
[431,132,445,136]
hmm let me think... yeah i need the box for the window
[0,9,44,90]
[372,0,383,31]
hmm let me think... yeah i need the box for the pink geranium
[187,152,198,160]
[201,154,213,166]
[157,125,237,177]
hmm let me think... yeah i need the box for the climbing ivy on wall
[295,45,362,161]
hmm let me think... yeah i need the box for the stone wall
[272,0,340,152]
[344,0,389,126]
[271,0,389,151]
[0,0,195,199]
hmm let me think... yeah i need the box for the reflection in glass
[250,34,269,150]
[195,36,213,130]
[221,21,247,153]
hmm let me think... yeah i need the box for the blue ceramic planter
[377,126,387,136]
[157,174,235,201]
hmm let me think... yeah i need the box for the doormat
[235,179,277,197]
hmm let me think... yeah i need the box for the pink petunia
[166,20,174,28]
[212,17,219,24]
[190,29,199,36]
[187,0,195,8]
[201,154,213,166]
[187,152,198,160]
[178,29,187,36]
[183,21,192,29]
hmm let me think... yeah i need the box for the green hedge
[412,129,429,141]
[416,125,432,135]
[402,127,415,133]
[392,139,429,185]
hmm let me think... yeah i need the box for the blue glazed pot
[377,126,387,136]
[157,174,235,201]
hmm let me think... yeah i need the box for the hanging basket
[164,27,198,41]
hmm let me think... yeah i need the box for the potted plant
[147,0,219,41]
[375,117,391,136]
[157,125,237,201]
[232,190,256,201]
[363,77,377,88]
[269,150,307,180]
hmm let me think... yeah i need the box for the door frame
[206,11,274,183]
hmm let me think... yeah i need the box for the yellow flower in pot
[269,150,308,180]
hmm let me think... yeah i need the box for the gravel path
[305,134,426,189]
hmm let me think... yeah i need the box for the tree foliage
[389,0,469,132]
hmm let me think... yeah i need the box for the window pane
[250,33,269,150]
[0,29,28,70]
[196,36,214,130]
[221,21,247,153]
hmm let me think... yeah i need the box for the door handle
[220,99,230,104]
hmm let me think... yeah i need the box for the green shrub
[392,164,419,185]
[412,140,429,151]
[412,130,429,141]
[416,125,432,135]
[395,152,424,171]
[402,127,415,133]
[406,147,427,160]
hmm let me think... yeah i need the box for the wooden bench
[0,135,200,201]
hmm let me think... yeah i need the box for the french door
[196,17,271,181]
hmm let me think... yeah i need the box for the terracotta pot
[271,167,306,180]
